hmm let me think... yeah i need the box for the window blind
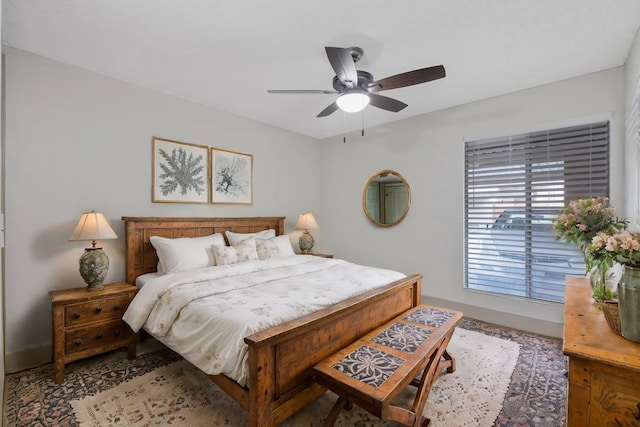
[464,121,609,303]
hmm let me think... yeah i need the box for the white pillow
[256,235,295,260]
[150,233,225,274]
[225,229,276,246]
[212,237,259,265]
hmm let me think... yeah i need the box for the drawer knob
[95,306,103,313]
[75,339,82,346]
[96,332,103,339]
[73,312,81,319]
[115,330,121,336]
[113,305,121,311]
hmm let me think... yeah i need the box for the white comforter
[123,255,406,386]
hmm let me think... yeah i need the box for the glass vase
[588,263,619,300]
[618,265,640,343]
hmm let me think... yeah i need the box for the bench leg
[323,396,349,427]
[410,334,455,426]
[442,349,455,373]
[410,348,456,388]
[382,333,455,427]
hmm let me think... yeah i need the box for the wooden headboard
[121,216,286,284]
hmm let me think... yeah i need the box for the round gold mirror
[362,170,411,227]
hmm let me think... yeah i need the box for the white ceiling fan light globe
[336,91,370,113]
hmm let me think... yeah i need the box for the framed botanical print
[211,147,253,204]
[152,137,210,203]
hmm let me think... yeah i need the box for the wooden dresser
[563,277,640,425]
[50,282,137,383]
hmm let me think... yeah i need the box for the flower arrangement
[553,197,628,300]
[552,197,628,251]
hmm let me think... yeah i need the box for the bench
[313,304,463,427]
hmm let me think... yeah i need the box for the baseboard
[5,336,165,374]
[5,344,52,374]
[425,296,563,338]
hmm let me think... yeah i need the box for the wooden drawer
[590,370,640,425]
[65,319,132,355]
[64,294,130,327]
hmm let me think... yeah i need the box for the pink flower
[591,234,606,248]
[587,229,640,267]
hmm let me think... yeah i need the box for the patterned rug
[70,328,518,426]
[4,318,567,426]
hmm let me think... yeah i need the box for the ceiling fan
[267,46,445,118]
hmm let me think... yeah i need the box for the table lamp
[68,211,118,291]
[296,212,319,254]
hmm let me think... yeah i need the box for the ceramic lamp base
[299,231,315,253]
[79,247,110,290]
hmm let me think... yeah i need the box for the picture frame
[152,137,210,203]
[211,147,253,204]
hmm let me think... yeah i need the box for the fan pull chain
[343,110,347,143]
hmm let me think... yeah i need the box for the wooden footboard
[210,273,422,427]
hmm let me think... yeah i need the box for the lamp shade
[68,211,118,244]
[336,90,370,113]
[296,213,319,231]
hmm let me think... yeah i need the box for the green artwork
[158,148,206,196]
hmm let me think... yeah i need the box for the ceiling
[3,1,640,140]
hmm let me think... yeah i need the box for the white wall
[624,26,640,229]
[2,47,325,371]
[320,67,626,335]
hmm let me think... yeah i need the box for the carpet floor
[3,318,567,426]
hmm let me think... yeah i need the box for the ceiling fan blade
[368,93,408,112]
[368,65,445,92]
[267,89,337,94]
[317,102,339,117]
[325,47,358,89]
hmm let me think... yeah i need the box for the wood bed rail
[245,274,423,347]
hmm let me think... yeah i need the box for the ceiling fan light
[336,92,370,113]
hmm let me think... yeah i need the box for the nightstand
[50,282,137,383]
[310,253,334,258]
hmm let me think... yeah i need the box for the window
[464,121,609,303]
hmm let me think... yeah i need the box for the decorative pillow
[150,233,225,274]
[225,229,276,246]
[212,237,259,266]
[256,235,296,260]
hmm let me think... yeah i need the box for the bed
[122,216,422,427]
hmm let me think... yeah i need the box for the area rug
[4,318,566,426]
[69,328,519,426]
